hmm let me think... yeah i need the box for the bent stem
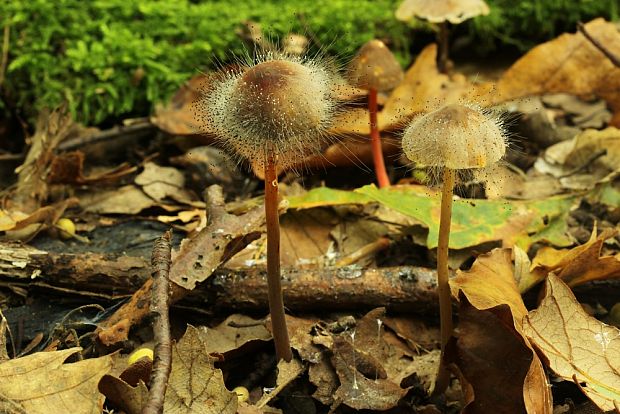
[264,152,293,362]
[368,88,390,188]
[434,167,455,394]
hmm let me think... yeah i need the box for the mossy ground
[1,0,617,125]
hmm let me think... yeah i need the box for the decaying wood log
[0,241,439,313]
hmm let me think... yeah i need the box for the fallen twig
[143,230,173,414]
[96,185,265,345]
[577,21,620,68]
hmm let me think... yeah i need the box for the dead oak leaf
[495,18,620,126]
[0,347,111,414]
[524,274,620,412]
[165,325,237,414]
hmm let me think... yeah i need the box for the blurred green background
[1,0,617,125]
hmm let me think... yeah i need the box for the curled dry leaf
[450,249,552,413]
[164,325,237,414]
[0,347,111,414]
[524,274,620,412]
[528,228,620,290]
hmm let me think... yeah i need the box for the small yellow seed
[128,347,153,365]
[56,218,76,240]
[232,386,249,403]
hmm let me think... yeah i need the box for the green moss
[0,0,617,125]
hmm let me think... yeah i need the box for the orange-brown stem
[264,153,292,362]
[368,88,390,188]
[434,167,455,394]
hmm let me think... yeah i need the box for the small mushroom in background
[402,103,507,393]
[396,0,490,73]
[348,40,404,188]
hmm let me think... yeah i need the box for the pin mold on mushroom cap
[348,39,404,92]
[402,103,506,170]
[198,53,337,170]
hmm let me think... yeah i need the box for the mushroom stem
[437,22,450,73]
[435,166,455,392]
[264,152,292,362]
[368,87,390,188]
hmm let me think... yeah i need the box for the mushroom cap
[199,54,337,170]
[402,104,506,170]
[347,40,404,92]
[396,0,490,24]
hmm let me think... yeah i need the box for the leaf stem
[368,88,390,188]
[264,153,292,362]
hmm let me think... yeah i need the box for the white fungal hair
[402,103,508,171]
[195,51,338,171]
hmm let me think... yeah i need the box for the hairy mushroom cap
[402,104,506,170]
[198,53,337,170]
[396,0,490,24]
[347,40,404,92]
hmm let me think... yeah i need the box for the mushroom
[396,0,490,73]
[348,40,404,188]
[401,103,507,392]
[197,54,338,361]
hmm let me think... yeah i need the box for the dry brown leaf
[285,315,323,363]
[256,358,304,409]
[530,228,620,288]
[331,334,407,411]
[98,375,149,414]
[2,198,79,242]
[80,184,157,214]
[12,108,77,213]
[0,347,111,414]
[450,249,552,413]
[151,74,210,136]
[48,151,136,185]
[495,18,620,126]
[451,248,528,321]
[309,357,339,405]
[382,316,440,353]
[165,325,237,414]
[135,162,197,205]
[199,314,271,356]
[524,274,620,412]
[450,294,539,414]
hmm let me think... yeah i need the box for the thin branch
[143,230,173,414]
[577,21,620,68]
